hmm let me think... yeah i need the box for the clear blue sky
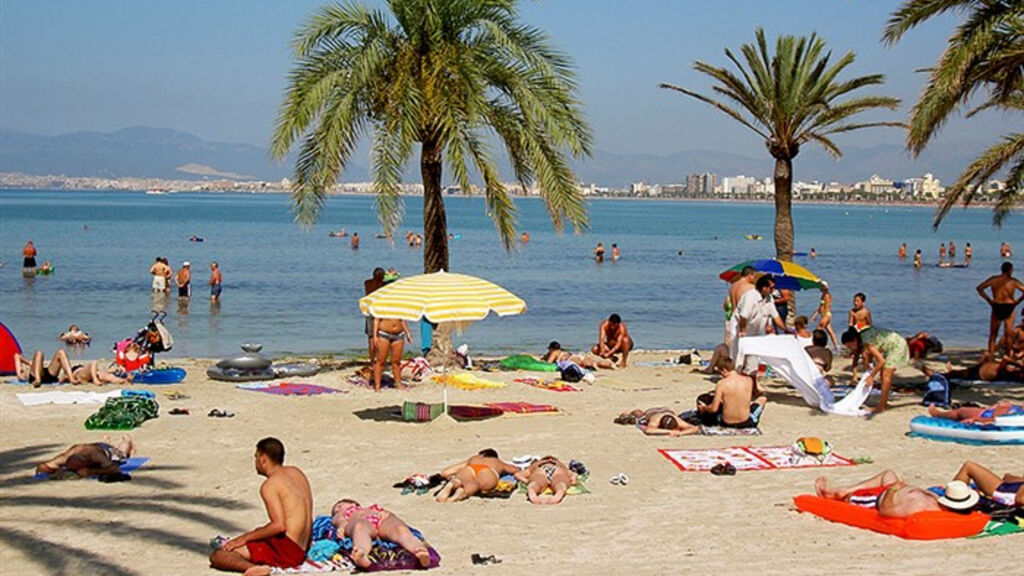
[1,1,1019,158]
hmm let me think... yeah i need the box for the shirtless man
[515,456,576,505]
[175,261,191,301]
[15,349,75,387]
[847,292,872,331]
[914,249,922,268]
[937,355,1023,383]
[725,266,758,347]
[149,257,169,292]
[939,243,947,262]
[928,400,1019,424]
[22,240,37,276]
[350,233,360,249]
[363,268,386,363]
[949,240,956,259]
[976,262,1024,355]
[330,500,431,568]
[435,449,521,502]
[898,243,907,260]
[964,242,973,264]
[209,261,223,302]
[36,434,136,478]
[211,438,312,576]
[814,470,969,518]
[372,316,412,391]
[591,314,633,367]
[697,358,767,428]
[594,242,605,263]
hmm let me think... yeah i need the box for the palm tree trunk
[772,156,795,262]
[421,139,449,274]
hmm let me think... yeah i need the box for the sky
[1,0,1020,159]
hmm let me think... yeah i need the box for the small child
[330,500,430,569]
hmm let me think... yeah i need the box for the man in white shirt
[734,275,788,376]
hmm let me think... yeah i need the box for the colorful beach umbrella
[358,271,526,323]
[719,259,824,291]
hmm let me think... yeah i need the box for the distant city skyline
[2,1,1021,161]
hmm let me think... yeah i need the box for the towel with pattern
[236,382,346,396]
[659,446,855,472]
[514,378,581,392]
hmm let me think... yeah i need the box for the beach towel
[447,405,504,420]
[5,377,62,386]
[271,558,354,574]
[514,377,581,392]
[793,495,990,540]
[499,355,558,372]
[698,425,762,436]
[737,335,872,415]
[659,446,855,472]
[431,373,506,390]
[17,389,123,406]
[485,401,562,415]
[34,456,150,480]
[236,382,346,396]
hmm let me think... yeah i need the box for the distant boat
[146,189,166,195]
[744,234,763,241]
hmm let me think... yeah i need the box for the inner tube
[216,355,272,370]
[132,367,186,384]
[207,365,276,382]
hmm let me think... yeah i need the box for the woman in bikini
[71,361,130,385]
[330,499,431,569]
[435,449,520,502]
[615,408,699,436]
[810,282,837,349]
[371,316,412,392]
[515,456,576,505]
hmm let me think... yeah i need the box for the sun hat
[183,261,190,267]
[938,480,979,511]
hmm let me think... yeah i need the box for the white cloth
[737,335,871,416]
[16,390,122,406]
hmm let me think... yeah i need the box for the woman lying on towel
[435,449,521,503]
[330,499,431,569]
[814,469,977,517]
[542,341,615,370]
[615,408,699,436]
[928,400,1021,424]
[515,456,576,505]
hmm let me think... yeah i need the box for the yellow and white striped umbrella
[358,271,526,323]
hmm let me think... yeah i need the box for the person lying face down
[435,449,521,502]
[514,456,577,505]
[615,408,699,437]
[330,500,431,569]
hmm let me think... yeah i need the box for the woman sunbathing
[514,456,576,505]
[71,361,130,385]
[330,499,430,569]
[615,408,699,436]
[435,449,520,502]
[928,400,1019,424]
[542,341,615,370]
[952,461,1023,508]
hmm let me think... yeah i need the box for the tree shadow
[0,525,139,576]
[0,443,62,476]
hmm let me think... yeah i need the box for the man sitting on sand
[814,470,977,517]
[36,434,136,478]
[330,499,431,569]
[515,456,577,505]
[211,438,312,576]
[435,449,521,502]
[543,341,615,370]
[591,314,633,367]
[14,348,75,386]
[615,408,699,436]
[952,461,1023,508]
[697,358,767,428]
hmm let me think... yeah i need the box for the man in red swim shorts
[210,438,312,576]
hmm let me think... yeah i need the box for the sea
[1,188,1020,360]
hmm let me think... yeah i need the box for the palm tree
[271,0,591,274]
[660,28,901,261]
[883,0,1023,226]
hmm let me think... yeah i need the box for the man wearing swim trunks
[176,261,191,301]
[697,358,766,428]
[211,438,312,576]
[592,313,633,367]
[363,268,386,363]
[976,262,1024,355]
[22,240,37,276]
[209,261,223,302]
[814,470,949,518]
[952,461,1023,508]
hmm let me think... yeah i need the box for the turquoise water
[0,189,1020,359]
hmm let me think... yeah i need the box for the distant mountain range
[0,126,991,186]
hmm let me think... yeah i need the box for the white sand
[1,351,1021,575]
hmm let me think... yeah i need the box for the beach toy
[793,495,990,540]
[132,368,186,385]
[271,362,320,378]
[908,415,1024,445]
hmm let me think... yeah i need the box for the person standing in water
[898,243,907,260]
[594,243,605,263]
[914,249,923,268]
[611,244,621,261]
[209,261,223,302]
[351,233,360,249]
[22,240,37,276]
[175,261,191,301]
[976,262,1024,356]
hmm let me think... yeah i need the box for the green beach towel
[500,355,558,372]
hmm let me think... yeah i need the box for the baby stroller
[113,311,174,371]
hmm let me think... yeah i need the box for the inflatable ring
[207,365,276,382]
[272,363,321,378]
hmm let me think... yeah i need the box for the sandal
[711,463,736,476]
[169,408,189,415]
[208,409,235,418]
[471,553,501,565]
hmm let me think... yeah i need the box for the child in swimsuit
[331,500,431,569]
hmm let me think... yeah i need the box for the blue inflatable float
[132,367,187,385]
[908,414,1024,445]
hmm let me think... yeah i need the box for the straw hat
[938,481,979,511]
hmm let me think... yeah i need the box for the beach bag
[559,363,585,383]
[921,374,951,408]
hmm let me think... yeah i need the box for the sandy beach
[1,349,1021,576]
